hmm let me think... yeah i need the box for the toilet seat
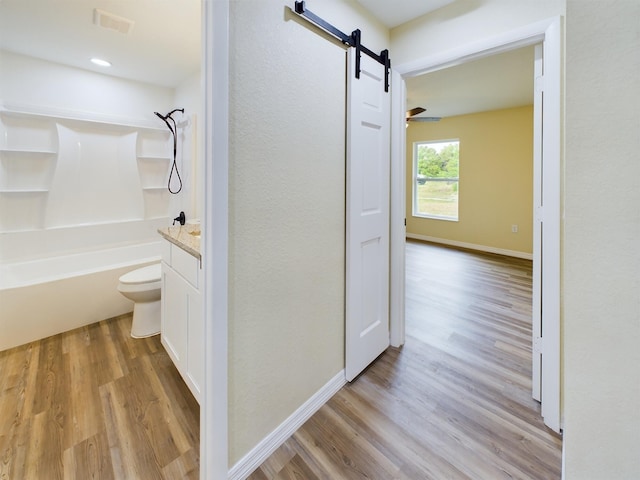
[119,263,161,285]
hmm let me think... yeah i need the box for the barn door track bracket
[293,1,390,92]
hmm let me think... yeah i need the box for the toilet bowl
[117,263,162,338]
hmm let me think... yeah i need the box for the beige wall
[391,0,566,66]
[228,0,388,465]
[564,1,640,478]
[406,106,534,255]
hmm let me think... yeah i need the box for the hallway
[248,240,562,479]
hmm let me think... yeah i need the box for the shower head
[155,109,184,121]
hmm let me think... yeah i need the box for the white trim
[395,17,554,78]
[201,0,229,478]
[389,68,406,348]
[406,233,533,260]
[390,16,562,434]
[228,371,347,480]
[531,43,543,403]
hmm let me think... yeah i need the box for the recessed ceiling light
[91,58,112,67]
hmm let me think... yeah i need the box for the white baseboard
[406,233,533,260]
[228,370,347,480]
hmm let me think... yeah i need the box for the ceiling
[0,0,200,88]
[406,46,535,119]
[0,0,533,118]
[354,0,535,119]
[356,0,455,28]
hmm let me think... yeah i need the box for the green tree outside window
[413,140,460,220]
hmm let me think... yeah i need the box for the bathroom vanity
[158,225,203,404]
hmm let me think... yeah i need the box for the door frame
[202,0,229,478]
[389,17,563,432]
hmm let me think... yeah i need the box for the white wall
[173,71,204,222]
[227,0,388,465]
[0,50,174,122]
[564,1,640,478]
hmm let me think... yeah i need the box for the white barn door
[345,48,391,382]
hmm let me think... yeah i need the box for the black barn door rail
[293,1,390,92]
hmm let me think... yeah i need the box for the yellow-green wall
[406,105,534,255]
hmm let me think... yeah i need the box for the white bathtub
[0,241,161,351]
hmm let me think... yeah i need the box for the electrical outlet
[511,224,519,233]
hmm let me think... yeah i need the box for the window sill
[412,214,459,222]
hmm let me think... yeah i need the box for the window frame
[412,139,460,222]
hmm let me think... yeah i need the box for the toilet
[117,263,162,338]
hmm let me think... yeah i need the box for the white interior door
[532,44,543,403]
[539,24,562,433]
[345,48,391,382]
[532,28,562,434]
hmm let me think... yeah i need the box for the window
[413,140,460,221]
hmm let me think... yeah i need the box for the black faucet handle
[173,211,186,226]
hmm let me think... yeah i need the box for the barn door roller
[293,1,390,92]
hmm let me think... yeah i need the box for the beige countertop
[158,225,201,260]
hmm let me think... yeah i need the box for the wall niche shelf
[0,149,58,155]
[137,155,172,161]
[0,189,49,193]
[0,103,168,133]
[0,148,57,193]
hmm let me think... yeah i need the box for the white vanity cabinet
[160,237,203,404]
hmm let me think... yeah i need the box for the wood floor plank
[99,358,176,477]
[62,430,115,480]
[253,439,297,478]
[273,453,321,480]
[25,408,65,479]
[248,241,562,480]
[65,328,103,450]
[331,383,470,480]
[88,321,126,388]
[161,447,199,480]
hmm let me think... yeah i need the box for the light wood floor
[1,241,563,479]
[0,314,199,479]
[248,241,562,479]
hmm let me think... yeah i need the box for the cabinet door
[161,266,188,367]
[186,290,203,401]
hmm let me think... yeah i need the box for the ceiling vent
[93,8,135,35]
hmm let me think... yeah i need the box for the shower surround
[0,103,191,350]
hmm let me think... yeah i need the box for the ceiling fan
[406,107,441,123]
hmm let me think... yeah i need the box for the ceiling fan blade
[407,116,442,122]
[406,107,426,118]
